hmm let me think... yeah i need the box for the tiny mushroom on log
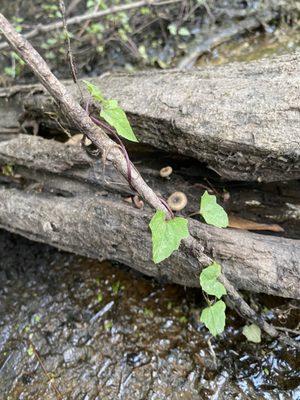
[167,191,188,211]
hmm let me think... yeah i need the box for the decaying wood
[0,135,299,300]
[0,53,300,182]
[0,13,299,345]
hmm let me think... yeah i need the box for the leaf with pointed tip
[149,210,189,264]
[200,300,226,337]
[101,99,138,142]
[200,191,228,228]
[83,81,138,142]
[242,324,261,343]
[200,262,227,299]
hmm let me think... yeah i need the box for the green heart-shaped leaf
[200,300,226,337]
[83,81,138,142]
[101,99,138,142]
[200,262,227,299]
[200,191,228,228]
[149,210,189,264]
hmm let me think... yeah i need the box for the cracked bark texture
[1,52,300,182]
[0,135,299,299]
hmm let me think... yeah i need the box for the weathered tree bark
[0,135,299,299]
[1,52,300,182]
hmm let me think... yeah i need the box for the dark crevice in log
[1,134,299,238]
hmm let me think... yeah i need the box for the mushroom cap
[160,166,173,178]
[167,191,188,211]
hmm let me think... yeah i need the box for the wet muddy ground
[0,230,299,399]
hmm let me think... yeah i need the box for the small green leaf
[143,308,154,318]
[168,23,177,35]
[200,191,228,228]
[101,99,138,142]
[111,281,120,295]
[149,210,189,264]
[2,164,14,176]
[83,80,138,142]
[242,324,261,343]
[97,290,103,303]
[178,27,190,37]
[200,300,226,337]
[83,80,105,103]
[104,320,113,331]
[200,262,227,299]
[27,345,34,357]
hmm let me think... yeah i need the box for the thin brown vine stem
[158,196,174,218]
[0,13,298,348]
[86,100,173,212]
[59,0,84,104]
[89,115,133,189]
[84,96,135,186]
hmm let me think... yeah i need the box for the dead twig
[28,339,63,400]
[59,0,78,85]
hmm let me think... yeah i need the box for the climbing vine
[85,81,229,337]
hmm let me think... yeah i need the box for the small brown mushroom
[133,195,144,209]
[160,166,173,178]
[167,191,188,211]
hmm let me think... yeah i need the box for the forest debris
[177,13,274,69]
[228,215,284,233]
[66,133,83,145]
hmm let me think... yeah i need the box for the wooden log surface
[0,135,299,299]
[0,52,300,182]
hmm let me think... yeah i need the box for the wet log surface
[0,135,299,299]
[0,52,300,182]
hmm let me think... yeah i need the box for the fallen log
[0,52,300,182]
[0,135,299,299]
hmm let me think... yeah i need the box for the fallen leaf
[242,324,261,343]
[228,215,284,232]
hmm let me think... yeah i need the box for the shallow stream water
[0,231,299,399]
